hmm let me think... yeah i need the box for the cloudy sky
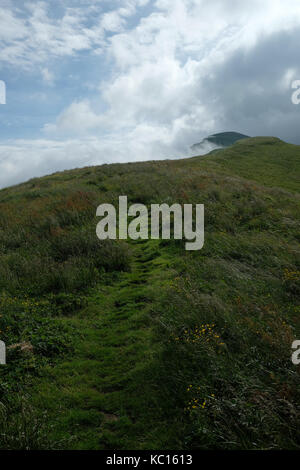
[0,0,299,188]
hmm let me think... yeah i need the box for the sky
[0,0,300,188]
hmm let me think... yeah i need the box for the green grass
[0,136,299,449]
[196,137,300,192]
[26,241,178,450]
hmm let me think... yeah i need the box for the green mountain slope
[0,137,299,450]
[189,136,300,192]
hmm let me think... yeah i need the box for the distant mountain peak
[191,131,250,153]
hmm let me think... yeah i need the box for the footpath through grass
[27,240,177,450]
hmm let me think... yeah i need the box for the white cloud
[0,1,144,68]
[0,131,190,189]
[45,0,300,140]
[41,67,55,85]
[100,10,126,32]
[1,0,300,188]
[43,100,104,135]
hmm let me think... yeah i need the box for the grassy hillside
[0,137,299,449]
